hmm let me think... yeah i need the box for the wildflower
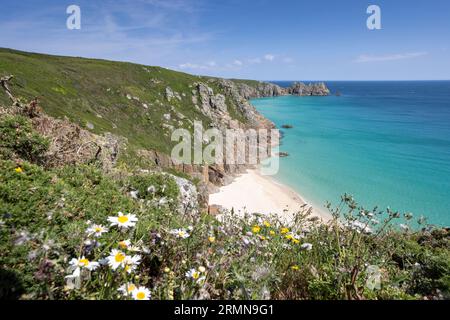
[280,227,289,234]
[399,224,409,232]
[130,190,139,199]
[118,283,137,297]
[107,212,138,229]
[15,167,23,173]
[107,249,127,270]
[269,230,275,236]
[69,257,100,271]
[164,267,171,273]
[208,236,216,243]
[66,257,100,289]
[129,245,142,253]
[185,268,206,283]
[345,220,372,234]
[124,255,142,274]
[118,239,131,250]
[301,243,313,251]
[263,221,271,228]
[186,268,200,280]
[252,226,261,234]
[132,287,151,300]
[86,224,108,237]
[169,228,190,239]
[291,265,300,271]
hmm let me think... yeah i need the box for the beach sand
[209,169,331,222]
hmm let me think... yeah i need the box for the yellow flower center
[193,272,200,279]
[252,226,261,234]
[119,241,128,249]
[178,231,185,237]
[95,227,102,233]
[136,291,146,300]
[118,215,129,224]
[291,265,300,271]
[208,236,215,243]
[127,284,136,292]
[79,258,89,266]
[115,252,126,263]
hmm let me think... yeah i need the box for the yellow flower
[269,230,275,236]
[252,226,261,234]
[280,227,289,234]
[285,234,293,240]
[208,236,216,243]
[15,167,23,173]
[292,238,300,244]
[263,221,271,228]
[291,265,300,271]
[259,235,267,241]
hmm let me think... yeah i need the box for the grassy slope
[0,48,251,155]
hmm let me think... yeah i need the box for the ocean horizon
[252,80,450,227]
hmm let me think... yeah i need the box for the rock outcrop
[287,82,330,96]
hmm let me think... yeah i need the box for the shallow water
[252,81,450,226]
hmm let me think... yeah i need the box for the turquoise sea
[251,81,450,226]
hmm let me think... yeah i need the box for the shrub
[0,115,49,164]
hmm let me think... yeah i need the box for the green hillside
[0,48,249,155]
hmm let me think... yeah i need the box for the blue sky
[0,0,449,80]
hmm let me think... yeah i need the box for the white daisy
[107,212,138,229]
[132,286,151,300]
[185,268,201,280]
[118,283,137,297]
[185,268,206,283]
[301,243,313,251]
[86,224,108,237]
[124,255,142,274]
[107,249,127,270]
[69,257,100,271]
[169,228,190,239]
[65,257,99,290]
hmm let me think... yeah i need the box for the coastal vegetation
[0,49,449,300]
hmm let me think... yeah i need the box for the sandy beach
[209,169,331,222]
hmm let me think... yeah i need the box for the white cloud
[233,60,243,66]
[264,54,275,61]
[355,52,428,63]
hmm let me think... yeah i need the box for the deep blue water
[252,81,450,226]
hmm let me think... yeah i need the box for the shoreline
[208,168,332,223]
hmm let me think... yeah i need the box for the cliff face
[287,82,330,96]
